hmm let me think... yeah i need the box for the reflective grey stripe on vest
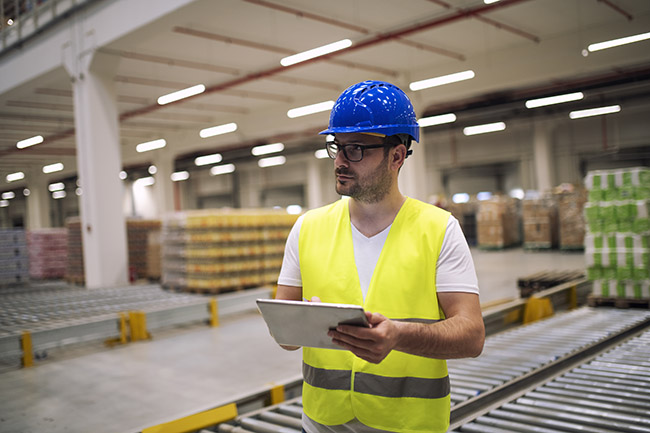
[303,362,450,399]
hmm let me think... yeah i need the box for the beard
[335,153,393,203]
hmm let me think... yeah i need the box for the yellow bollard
[209,299,219,327]
[21,331,33,368]
[270,384,285,405]
[523,296,554,324]
[129,311,151,341]
[568,284,578,310]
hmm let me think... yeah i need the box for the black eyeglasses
[325,140,388,162]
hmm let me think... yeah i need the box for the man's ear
[391,144,407,170]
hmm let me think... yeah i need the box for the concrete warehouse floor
[0,247,586,433]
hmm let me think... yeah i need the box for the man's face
[332,133,393,204]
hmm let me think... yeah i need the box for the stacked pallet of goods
[126,219,161,281]
[65,217,85,284]
[447,199,479,247]
[161,209,299,293]
[522,195,558,250]
[28,228,68,279]
[555,185,587,250]
[584,167,650,306]
[476,196,520,249]
[65,217,162,284]
[0,228,29,286]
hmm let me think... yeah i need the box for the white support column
[25,169,51,229]
[306,157,324,210]
[64,42,128,288]
[153,150,175,218]
[533,122,554,193]
[399,137,429,202]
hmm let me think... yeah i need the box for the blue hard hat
[320,80,419,142]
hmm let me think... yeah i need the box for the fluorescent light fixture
[409,70,475,91]
[42,162,64,174]
[119,171,128,180]
[171,171,190,182]
[0,200,8,207]
[588,31,650,52]
[314,149,329,159]
[525,92,584,109]
[6,172,25,182]
[452,193,470,204]
[287,100,335,118]
[2,192,15,200]
[52,190,66,199]
[157,84,205,105]
[195,153,223,166]
[252,142,284,156]
[210,164,236,176]
[569,105,621,119]
[200,122,237,138]
[48,182,65,192]
[136,138,166,153]
[75,188,82,196]
[17,135,43,149]
[484,0,500,3]
[281,39,352,67]
[418,113,457,127]
[148,165,158,175]
[23,188,30,197]
[463,122,506,136]
[134,177,155,187]
[258,156,286,168]
[477,191,492,201]
[287,205,302,215]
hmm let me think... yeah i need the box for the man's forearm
[393,317,484,359]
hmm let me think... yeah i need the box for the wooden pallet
[517,270,584,298]
[587,295,650,309]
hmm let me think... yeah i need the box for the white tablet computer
[256,299,369,350]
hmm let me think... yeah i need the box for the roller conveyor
[200,307,650,433]
[453,329,650,433]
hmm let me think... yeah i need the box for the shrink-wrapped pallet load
[0,228,29,286]
[555,187,587,250]
[476,196,520,249]
[161,209,299,293]
[522,195,558,250]
[584,167,650,305]
[28,228,67,279]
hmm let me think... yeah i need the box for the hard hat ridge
[320,80,419,142]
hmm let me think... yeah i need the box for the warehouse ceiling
[1,0,650,186]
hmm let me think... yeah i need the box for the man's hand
[328,312,401,364]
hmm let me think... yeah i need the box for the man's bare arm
[329,292,485,363]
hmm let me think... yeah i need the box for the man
[276,80,484,433]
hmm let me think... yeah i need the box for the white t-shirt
[277,210,479,433]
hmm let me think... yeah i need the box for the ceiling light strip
[136,139,166,153]
[252,142,284,156]
[157,84,206,105]
[281,39,352,67]
[410,70,475,91]
[195,153,223,166]
[569,105,621,119]
[287,101,334,118]
[525,92,584,109]
[210,164,236,176]
[588,31,650,52]
[200,122,238,138]
[17,135,43,149]
[463,122,506,136]
[418,113,457,127]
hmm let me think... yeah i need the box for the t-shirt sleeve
[277,214,304,287]
[436,215,480,294]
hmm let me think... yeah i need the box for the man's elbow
[468,328,485,358]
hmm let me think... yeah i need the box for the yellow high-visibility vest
[299,197,451,433]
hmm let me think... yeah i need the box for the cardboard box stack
[65,217,84,284]
[584,167,650,302]
[477,196,520,249]
[28,228,68,279]
[0,228,29,286]
[447,200,479,246]
[146,230,162,280]
[161,209,299,293]
[522,195,558,249]
[555,187,587,250]
[126,219,162,280]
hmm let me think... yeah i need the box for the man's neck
[349,190,407,238]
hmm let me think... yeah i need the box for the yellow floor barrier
[21,331,33,368]
[209,299,219,327]
[142,402,237,433]
[523,296,554,324]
